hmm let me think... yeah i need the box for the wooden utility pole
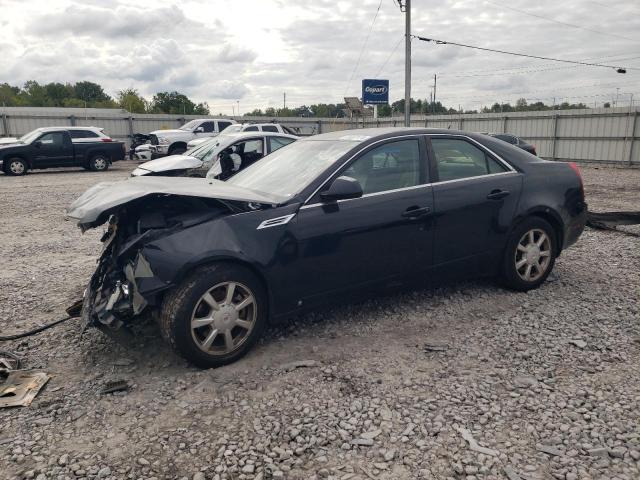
[404,0,411,127]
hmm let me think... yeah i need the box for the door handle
[487,189,510,200]
[402,206,432,218]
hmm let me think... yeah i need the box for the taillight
[531,146,537,156]
[568,162,583,189]
[101,138,113,142]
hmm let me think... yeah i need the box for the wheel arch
[172,255,273,320]
[513,207,565,255]
[169,141,188,153]
[3,154,31,170]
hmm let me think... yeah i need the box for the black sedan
[67,128,587,368]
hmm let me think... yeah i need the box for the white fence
[1,106,638,165]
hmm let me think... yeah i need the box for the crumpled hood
[67,176,287,230]
[135,155,203,174]
[0,137,19,145]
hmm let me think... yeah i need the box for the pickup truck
[149,118,236,157]
[1,127,126,176]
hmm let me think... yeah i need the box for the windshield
[19,129,45,144]
[225,125,243,133]
[224,139,358,198]
[179,120,202,131]
[188,134,236,161]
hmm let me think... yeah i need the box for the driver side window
[342,139,422,195]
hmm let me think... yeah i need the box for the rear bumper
[564,203,587,249]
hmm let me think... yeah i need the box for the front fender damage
[75,193,261,332]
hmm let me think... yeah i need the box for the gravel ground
[0,161,639,480]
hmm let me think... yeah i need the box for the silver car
[131,132,298,178]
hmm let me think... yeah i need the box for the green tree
[74,81,112,104]
[0,83,20,106]
[193,102,210,115]
[150,91,197,114]
[117,88,148,113]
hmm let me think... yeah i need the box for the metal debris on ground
[587,211,640,237]
[100,379,130,394]
[0,371,50,408]
[455,426,500,457]
[0,350,22,374]
[423,342,449,352]
[280,360,318,371]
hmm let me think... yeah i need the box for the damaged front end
[81,216,156,330]
[67,177,287,332]
[77,196,251,332]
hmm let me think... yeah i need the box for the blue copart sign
[362,79,389,105]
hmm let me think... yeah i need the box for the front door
[33,131,73,168]
[286,137,435,311]
[428,136,523,271]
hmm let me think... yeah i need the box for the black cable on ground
[0,316,74,341]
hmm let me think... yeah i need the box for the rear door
[287,136,435,309]
[33,131,74,168]
[427,135,523,270]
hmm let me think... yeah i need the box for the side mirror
[320,176,363,202]
[34,140,42,148]
[194,126,204,133]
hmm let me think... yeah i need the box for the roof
[301,127,467,141]
[219,131,298,139]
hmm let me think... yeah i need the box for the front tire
[4,157,28,176]
[89,154,109,171]
[501,217,557,291]
[159,263,267,368]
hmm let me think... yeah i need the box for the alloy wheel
[9,160,25,175]
[190,281,257,355]
[514,228,552,282]
[93,157,107,170]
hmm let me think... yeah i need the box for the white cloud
[0,0,637,114]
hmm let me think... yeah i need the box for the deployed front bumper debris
[0,371,49,408]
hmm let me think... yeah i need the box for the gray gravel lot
[0,161,639,480]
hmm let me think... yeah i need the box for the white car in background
[149,118,236,157]
[0,126,113,145]
[132,131,298,178]
[186,123,296,149]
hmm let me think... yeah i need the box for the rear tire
[159,263,267,368]
[89,154,109,171]
[501,217,557,291]
[4,157,28,176]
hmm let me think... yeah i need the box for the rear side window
[431,138,508,182]
[262,125,279,133]
[269,136,295,152]
[69,130,99,139]
[217,121,232,132]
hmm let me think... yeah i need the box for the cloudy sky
[1,0,639,114]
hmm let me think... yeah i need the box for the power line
[342,0,384,96]
[484,1,639,42]
[437,54,640,78]
[375,35,404,77]
[412,35,637,73]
